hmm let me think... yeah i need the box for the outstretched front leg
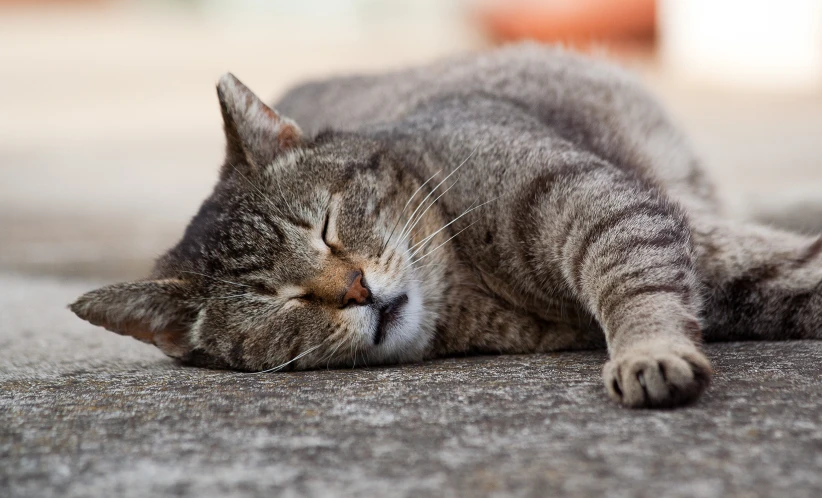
[516,156,712,408]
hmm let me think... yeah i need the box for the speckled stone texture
[1,275,821,497]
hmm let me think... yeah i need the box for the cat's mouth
[373,293,409,345]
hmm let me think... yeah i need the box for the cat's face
[70,74,448,371]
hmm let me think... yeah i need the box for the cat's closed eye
[321,211,333,249]
[292,291,315,302]
[320,198,343,251]
[249,281,306,301]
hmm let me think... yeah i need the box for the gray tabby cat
[70,43,822,408]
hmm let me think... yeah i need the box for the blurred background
[1,0,821,282]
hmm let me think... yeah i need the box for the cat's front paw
[602,344,712,408]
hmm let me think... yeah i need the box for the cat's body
[276,45,710,356]
[71,44,822,408]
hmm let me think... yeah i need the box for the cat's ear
[69,279,198,359]
[216,73,302,173]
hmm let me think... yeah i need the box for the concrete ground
[2,275,822,497]
[2,6,822,498]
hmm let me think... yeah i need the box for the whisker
[254,343,323,374]
[406,195,500,260]
[397,175,462,249]
[324,339,347,370]
[393,146,478,252]
[405,222,477,270]
[406,197,479,256]
[405,196,474,249]
[359,343,370,368]
[380,169,442,255]
[409,261,447,273]
[348,338,357,369]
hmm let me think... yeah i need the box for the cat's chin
[364,281,429,365]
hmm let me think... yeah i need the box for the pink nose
[343,271,370,307]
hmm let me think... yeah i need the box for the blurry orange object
[476,0,656,44]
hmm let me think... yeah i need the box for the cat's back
[276,43,657,137]
[277,44,707,208]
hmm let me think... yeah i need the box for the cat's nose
[342,270,371,308]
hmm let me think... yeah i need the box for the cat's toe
[603,346,712,408]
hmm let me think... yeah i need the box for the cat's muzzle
[373,294,409,345]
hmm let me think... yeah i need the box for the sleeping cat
[70,43,822,408]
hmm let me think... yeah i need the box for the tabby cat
[71,44,822,408]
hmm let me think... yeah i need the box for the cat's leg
[518,157,711,408]
[691,218,822,341]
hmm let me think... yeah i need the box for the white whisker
[406,197,479,256]
[349,337,358,369]
[393,146,477,252]
[411,261,447,271]
[323,334,348,369]
[406,195,501,260]
[380,169,442,255]
[406,222,477,270]
[254,343,323,374]
[397,176,462,248]
[359,342,370,368]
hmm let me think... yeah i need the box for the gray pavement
[2,275,822,497]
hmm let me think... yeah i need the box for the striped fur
[71,44,820,408]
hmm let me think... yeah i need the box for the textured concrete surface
[2,275,821,497]
[3,9,822,498]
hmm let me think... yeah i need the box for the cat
[70,43,822,408]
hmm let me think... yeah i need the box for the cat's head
[70,74,452,371]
